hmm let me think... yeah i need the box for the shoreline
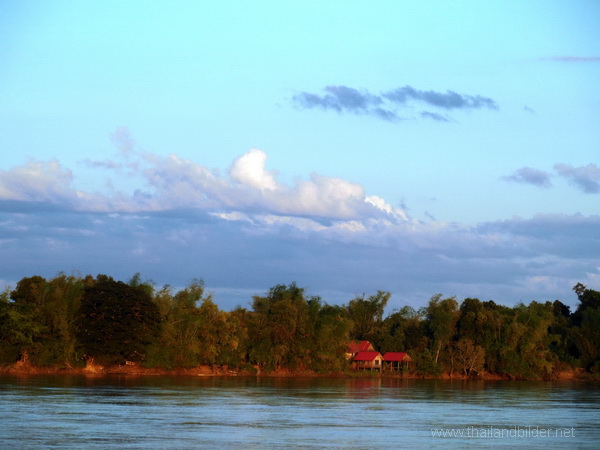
[0,361,592,382]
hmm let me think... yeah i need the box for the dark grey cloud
[0,200,71,214]
[503,163,600,194]
[421,111,451,122]
[317,85,381,111]
[293,84,498,122]
[384,86,498,110]
[2,205,598,310]
[555,163,600,194]
[502,167,553,188]
[293,85,398,121]
[478,213,600,259]
[373,107,399,122]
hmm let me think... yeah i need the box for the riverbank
[0,359,592,381]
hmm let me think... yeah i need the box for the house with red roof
[346,341,412,372]
[352,351,384,371]
[345,340,375,360]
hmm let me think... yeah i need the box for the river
[1,375,598,448]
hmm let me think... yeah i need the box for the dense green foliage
[1,273,599,379]
[77,275,160,365]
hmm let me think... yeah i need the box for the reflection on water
[1,375,598,448]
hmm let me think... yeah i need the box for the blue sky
[1,1,599,309]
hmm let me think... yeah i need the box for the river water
[0,375,598,448]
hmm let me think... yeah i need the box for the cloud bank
[0,140,597,309]
[292,84,498,122]
[0,148,406,222]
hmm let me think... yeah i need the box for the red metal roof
[383,352,411,362]
[353,351,382,362]
[347,341,373,354]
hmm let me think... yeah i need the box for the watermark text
[431,426,575,439]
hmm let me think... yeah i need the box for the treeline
[0,273,599,379]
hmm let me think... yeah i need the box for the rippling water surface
[1,375,598,448]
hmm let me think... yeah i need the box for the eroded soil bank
[0,360,590,381]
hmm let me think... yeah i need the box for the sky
[1,0,599,310]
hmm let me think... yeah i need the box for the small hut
[382,352,412,371]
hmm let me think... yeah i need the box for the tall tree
[571,283,600,326]
[247,283,315,370]
[312,304,352,371]
[77,276,160,365]
[547,300,576,366]
[496,302,554,378]
[452,338,485,376]
[8,274,84,366]
[347,291,390,341]
[374,305,419,353]
[425,294,459,365]
[571,284,600,371]
[0,288,43,363]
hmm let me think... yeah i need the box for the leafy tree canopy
[77,275,160,365]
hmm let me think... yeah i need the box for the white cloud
[0,159,78,204]
[0,147,410,225]
[254,214,328,232]
[140,153,232,210]
[365,195,408,220]
[211,211,253,223]
[334,221,367,233]
[229,148,278,191]
[278,174,367,219]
